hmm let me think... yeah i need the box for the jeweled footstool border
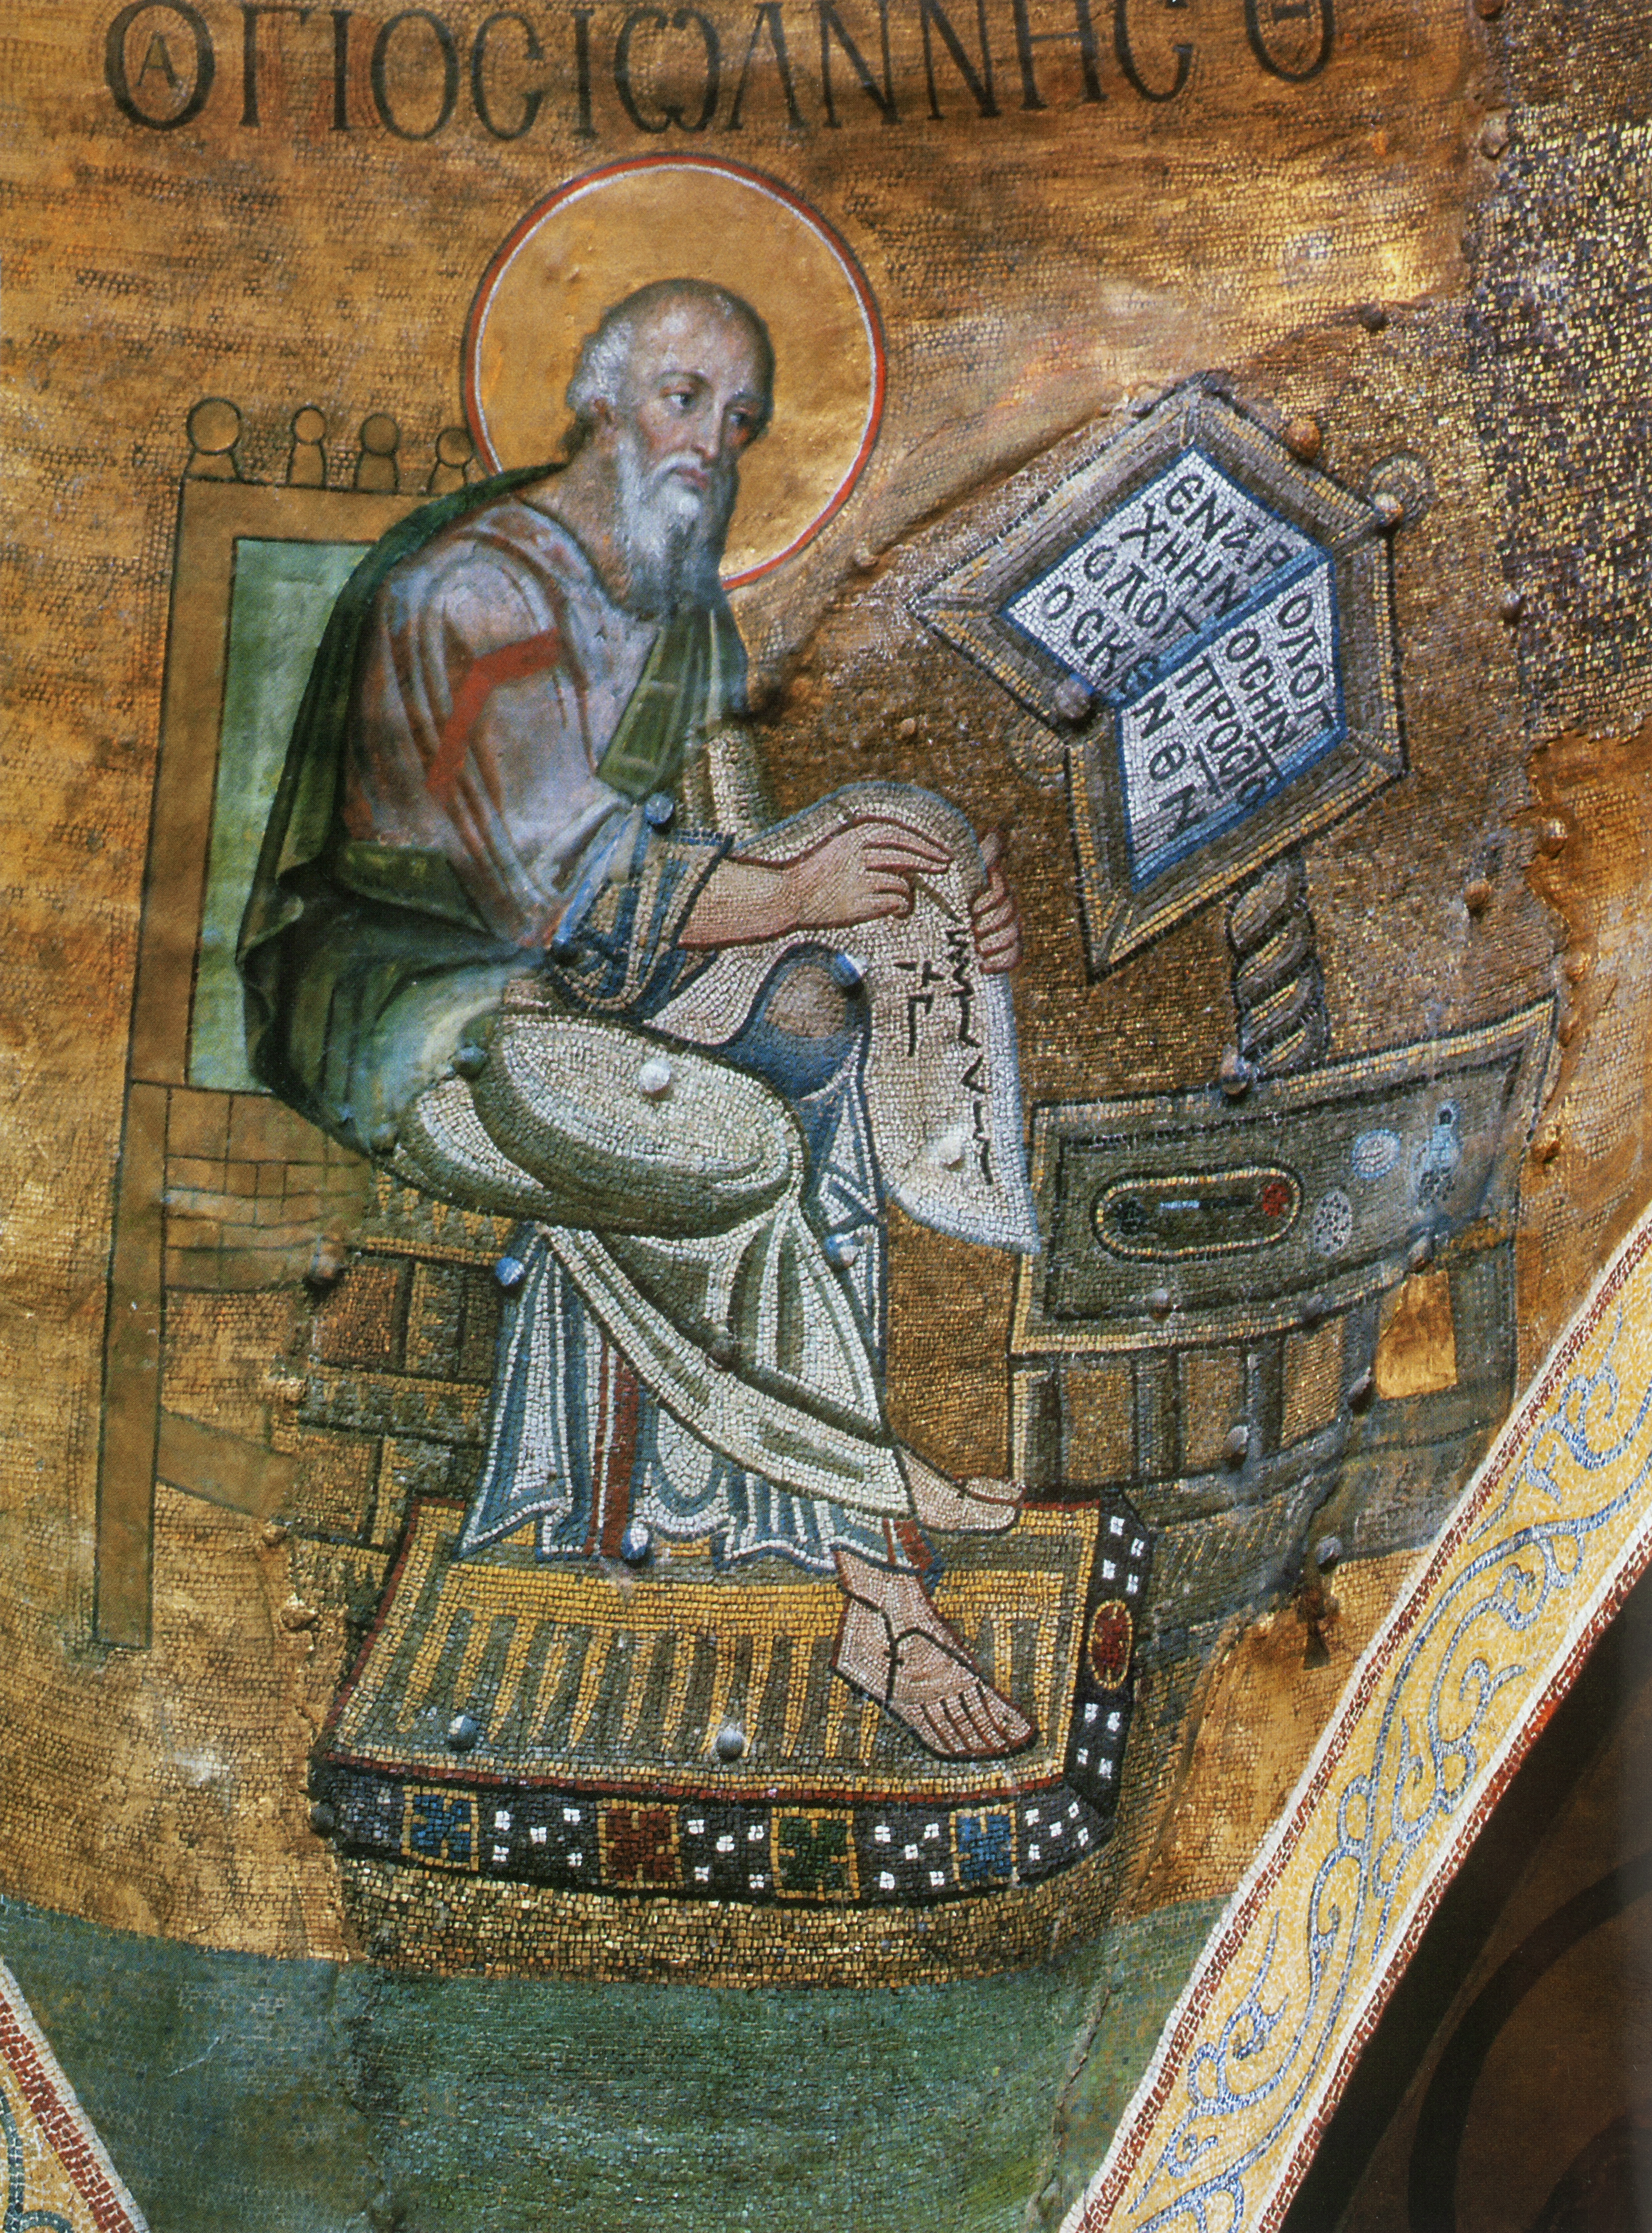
[314,1764,1115,1905]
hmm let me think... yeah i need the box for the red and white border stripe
[0,1960,147,2233]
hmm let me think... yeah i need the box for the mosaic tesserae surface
[4,0,1652,2223]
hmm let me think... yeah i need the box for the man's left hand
[971,831,1021,974]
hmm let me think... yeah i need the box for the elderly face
[608,297,770,492]
[578,292,771,611]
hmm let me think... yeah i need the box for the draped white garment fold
[393,782,1039,1570]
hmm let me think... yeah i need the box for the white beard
[610,421,737,617]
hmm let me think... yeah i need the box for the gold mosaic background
[5,0,1651,1976]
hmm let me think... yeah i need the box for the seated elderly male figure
[241,278,1033,1761]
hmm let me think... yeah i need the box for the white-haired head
[563,279,774,454]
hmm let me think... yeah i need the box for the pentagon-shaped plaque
[916,386,1404,975]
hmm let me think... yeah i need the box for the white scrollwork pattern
[1100,1299,1652,2233]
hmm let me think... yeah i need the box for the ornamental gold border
[1069,1198,1652,2232]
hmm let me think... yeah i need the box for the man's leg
[718,952,1035,1759]
[831,1546,1035,1760]
[412,993,1036,1758]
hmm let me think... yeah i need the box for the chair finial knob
[355,412,401,492]
[427,424,474,494]
[185,396,241,480]
[287,405,327,487]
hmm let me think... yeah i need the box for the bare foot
[831,1548,1036,1759]
[903,1450,1024,1536]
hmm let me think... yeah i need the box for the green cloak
[235,465,744,1152]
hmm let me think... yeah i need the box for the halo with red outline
[462,157,886,589]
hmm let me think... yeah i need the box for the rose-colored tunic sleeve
[343,504,655,948]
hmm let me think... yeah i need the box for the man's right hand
[679,816,955,950]
[779,817,955,932]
